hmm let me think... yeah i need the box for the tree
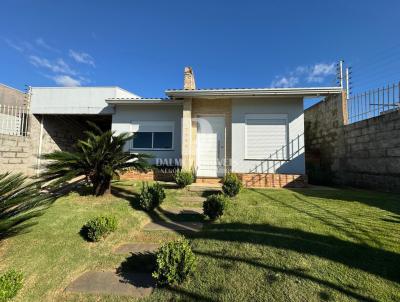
[0,172,52,239]
[41,123,150,196]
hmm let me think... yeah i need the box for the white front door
[196,116,225,177]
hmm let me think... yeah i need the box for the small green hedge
[0,270,23,302]
[152,238,196,286]
[138,182,166,211]
[174,170,194,188]
[222,172,242,197]
[82,215,117,242]
[203,194,227,220]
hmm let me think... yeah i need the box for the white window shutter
[245,114,288,160]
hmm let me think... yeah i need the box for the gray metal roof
[165,87,343,98]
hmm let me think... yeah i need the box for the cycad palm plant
[41,123,150,196]
[0,172,52,239]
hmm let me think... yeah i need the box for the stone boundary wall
[0,115,41,175]
[305,92,400,192]
[0,115,86,176]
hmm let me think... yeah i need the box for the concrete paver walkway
[114,243,160,255]
[66,203,204,298]
[143,221,203,232]
[66,270,154,298]
[177,196,206,202]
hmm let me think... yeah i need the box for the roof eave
[106,98,183,105]
[165,87,343,98]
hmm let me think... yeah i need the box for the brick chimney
[183,67,196,90]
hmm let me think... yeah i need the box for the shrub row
[150,173,242,286]
[202,172,242,220]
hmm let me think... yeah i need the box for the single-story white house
[30,67,343,187]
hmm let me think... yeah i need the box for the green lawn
[0,181,399,302]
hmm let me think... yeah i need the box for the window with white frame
[245,114,288,160]
[130,121,174,150]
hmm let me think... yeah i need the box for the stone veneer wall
[191,98,232,170]
[305,92,400,192]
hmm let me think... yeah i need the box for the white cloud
[35,38,59,52]
[29,55,77,75]
[4,39,24,52]
[69,49,95,67]
[5,37,92,86]
[53,75,81,87]
[271,76,299,88]
[270,62,336,87]
[306,63,336,83]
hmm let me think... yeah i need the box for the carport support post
[36,114,44,177]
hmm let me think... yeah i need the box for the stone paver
[187,184,222,193]
[66,270,154,298]
[114,243,160,255]
[160,207,203,215]
[143,221,203,232]
[177,196,206,202]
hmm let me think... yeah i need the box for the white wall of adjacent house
[30,87,139,115]
[111,104,183,165]
[231,97,305,174]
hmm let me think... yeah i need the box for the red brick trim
[121,170,307,188]
[238,173,307,188]
[120,170,175,182]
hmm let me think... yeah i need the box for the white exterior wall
[111,104,182,165]
[31,87,139,114]
[231,97,305,174]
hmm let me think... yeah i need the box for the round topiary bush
[81,215,117,242]
[138,182,166,211]
[0,270,23,302]
[203,194,227,220]
[152,238,196,286]
[174,170,194,188]
[222,172,242,197]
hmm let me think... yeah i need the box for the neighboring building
[3,68,343,187]
[0,83,26,106]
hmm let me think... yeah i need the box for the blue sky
[1,0,400,108]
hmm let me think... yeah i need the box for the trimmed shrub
[174,170,194,188]
[152,238,196,286]
[82,215,117,242]
[0,270,23,302]
[138,182,166,211]
[203,194,227,220]
[222,172,242,197]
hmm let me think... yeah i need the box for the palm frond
[40,125,151,195]
[0,172,55,238]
